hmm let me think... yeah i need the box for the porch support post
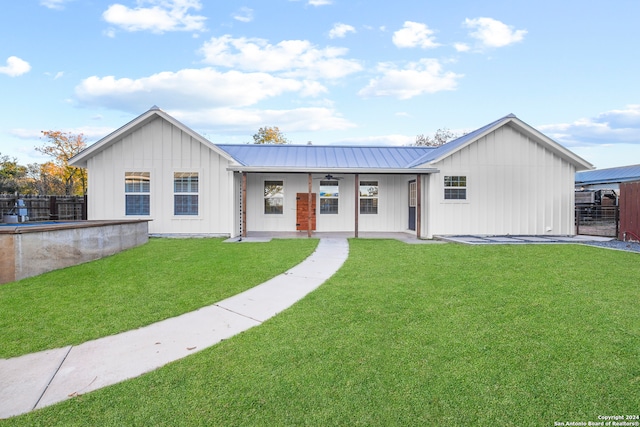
[242,172,247,238]
[354,173,359,238]
[416,174,422,239]
[307,173,313,238]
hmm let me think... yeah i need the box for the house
[70,107,594,239]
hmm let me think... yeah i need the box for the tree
[0,154,28,194]
[27,162,66,195]
[414,128,458,147]
[36,131,88,195]
[252,126,289,144]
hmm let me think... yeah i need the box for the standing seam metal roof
[215,144,437,169]
[575,164,640,184]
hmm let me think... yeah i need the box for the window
[409,181,417,207]
[359,181,378,214]
[444,176,467,200]
[174,172,198,215]
[264,180,284,214]
[320,180,339,214]
[125,172,150,215]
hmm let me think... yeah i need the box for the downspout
[354,173,359,238]
[307,173,312,238]
[416,173,421,239]
[242,172,247,238]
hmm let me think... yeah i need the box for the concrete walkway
[0,238,349,420]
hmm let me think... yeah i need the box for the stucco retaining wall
[0,220,149,284]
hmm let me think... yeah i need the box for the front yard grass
[2,241,639,426]
[0,238,318,359]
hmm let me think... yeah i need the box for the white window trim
[319,180,339,215]
[359,180,379,215]
[172,170,201,218]
[124,170,151,217]
[442,174,469,204]
[264,179,285,215]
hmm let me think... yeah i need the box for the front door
[296,193,316,231]
[408,180,416,231]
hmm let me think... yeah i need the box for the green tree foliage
[252,126,290,144]
[414,128,458,146]
[36,131,88,195]
[0,153,29,194]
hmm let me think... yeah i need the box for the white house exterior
[70,107,594,239]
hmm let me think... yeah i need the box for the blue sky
[1,0,639,169]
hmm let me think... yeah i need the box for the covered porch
[232,169,438,239]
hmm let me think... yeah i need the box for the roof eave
[226,166,440,174]
[429,115,595,171]
[70,107,239,167]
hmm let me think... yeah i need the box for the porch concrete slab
[0,347,71,419]
[443,236,488,244]
[439,235,615,245]
[224,236,273,243]
[514,236,554,242]
[485,236,524,243]
[0,238,349,419]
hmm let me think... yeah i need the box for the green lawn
[2,241,639,426]
[0,238,318,359]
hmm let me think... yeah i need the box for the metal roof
[575,164,640,185]
[216,144,437,170]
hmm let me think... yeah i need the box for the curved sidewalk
[0,238,349,419]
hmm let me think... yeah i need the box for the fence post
[575,207,580,235]
[82,195,88,220]
[49,196,58,220]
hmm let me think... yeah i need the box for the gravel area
[582,240,640,253]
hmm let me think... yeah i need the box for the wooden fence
[0,195,87,221]
[619,181,640,242]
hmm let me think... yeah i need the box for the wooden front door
[296,193,317,231]
[408,180,416,231]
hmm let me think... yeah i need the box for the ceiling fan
[315,174,344,180]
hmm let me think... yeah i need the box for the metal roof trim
[226,166,439,174]
[70,107,239,168]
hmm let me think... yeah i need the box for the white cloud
[539,105,640,146]
[40,0,72,10]
[171,106,355,134]
[453,42,470,52]
[308,0,332,6]
[199,35,362,79]
[10,126,114,141]
[331,134,415,147]
[74,68,320,112]
[45,71,64,79]
[329,23,356,39]
[233,7,253,23]
[0,56,31,77]
[102,0,206,34]
[464,17,527,48]
[392,21,440,49]
[358,59,462,99]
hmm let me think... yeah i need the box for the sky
[1,0,640,170]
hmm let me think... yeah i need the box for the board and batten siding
[242,173,415,233]
[86,116,235,235]
[423,124,576,238]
